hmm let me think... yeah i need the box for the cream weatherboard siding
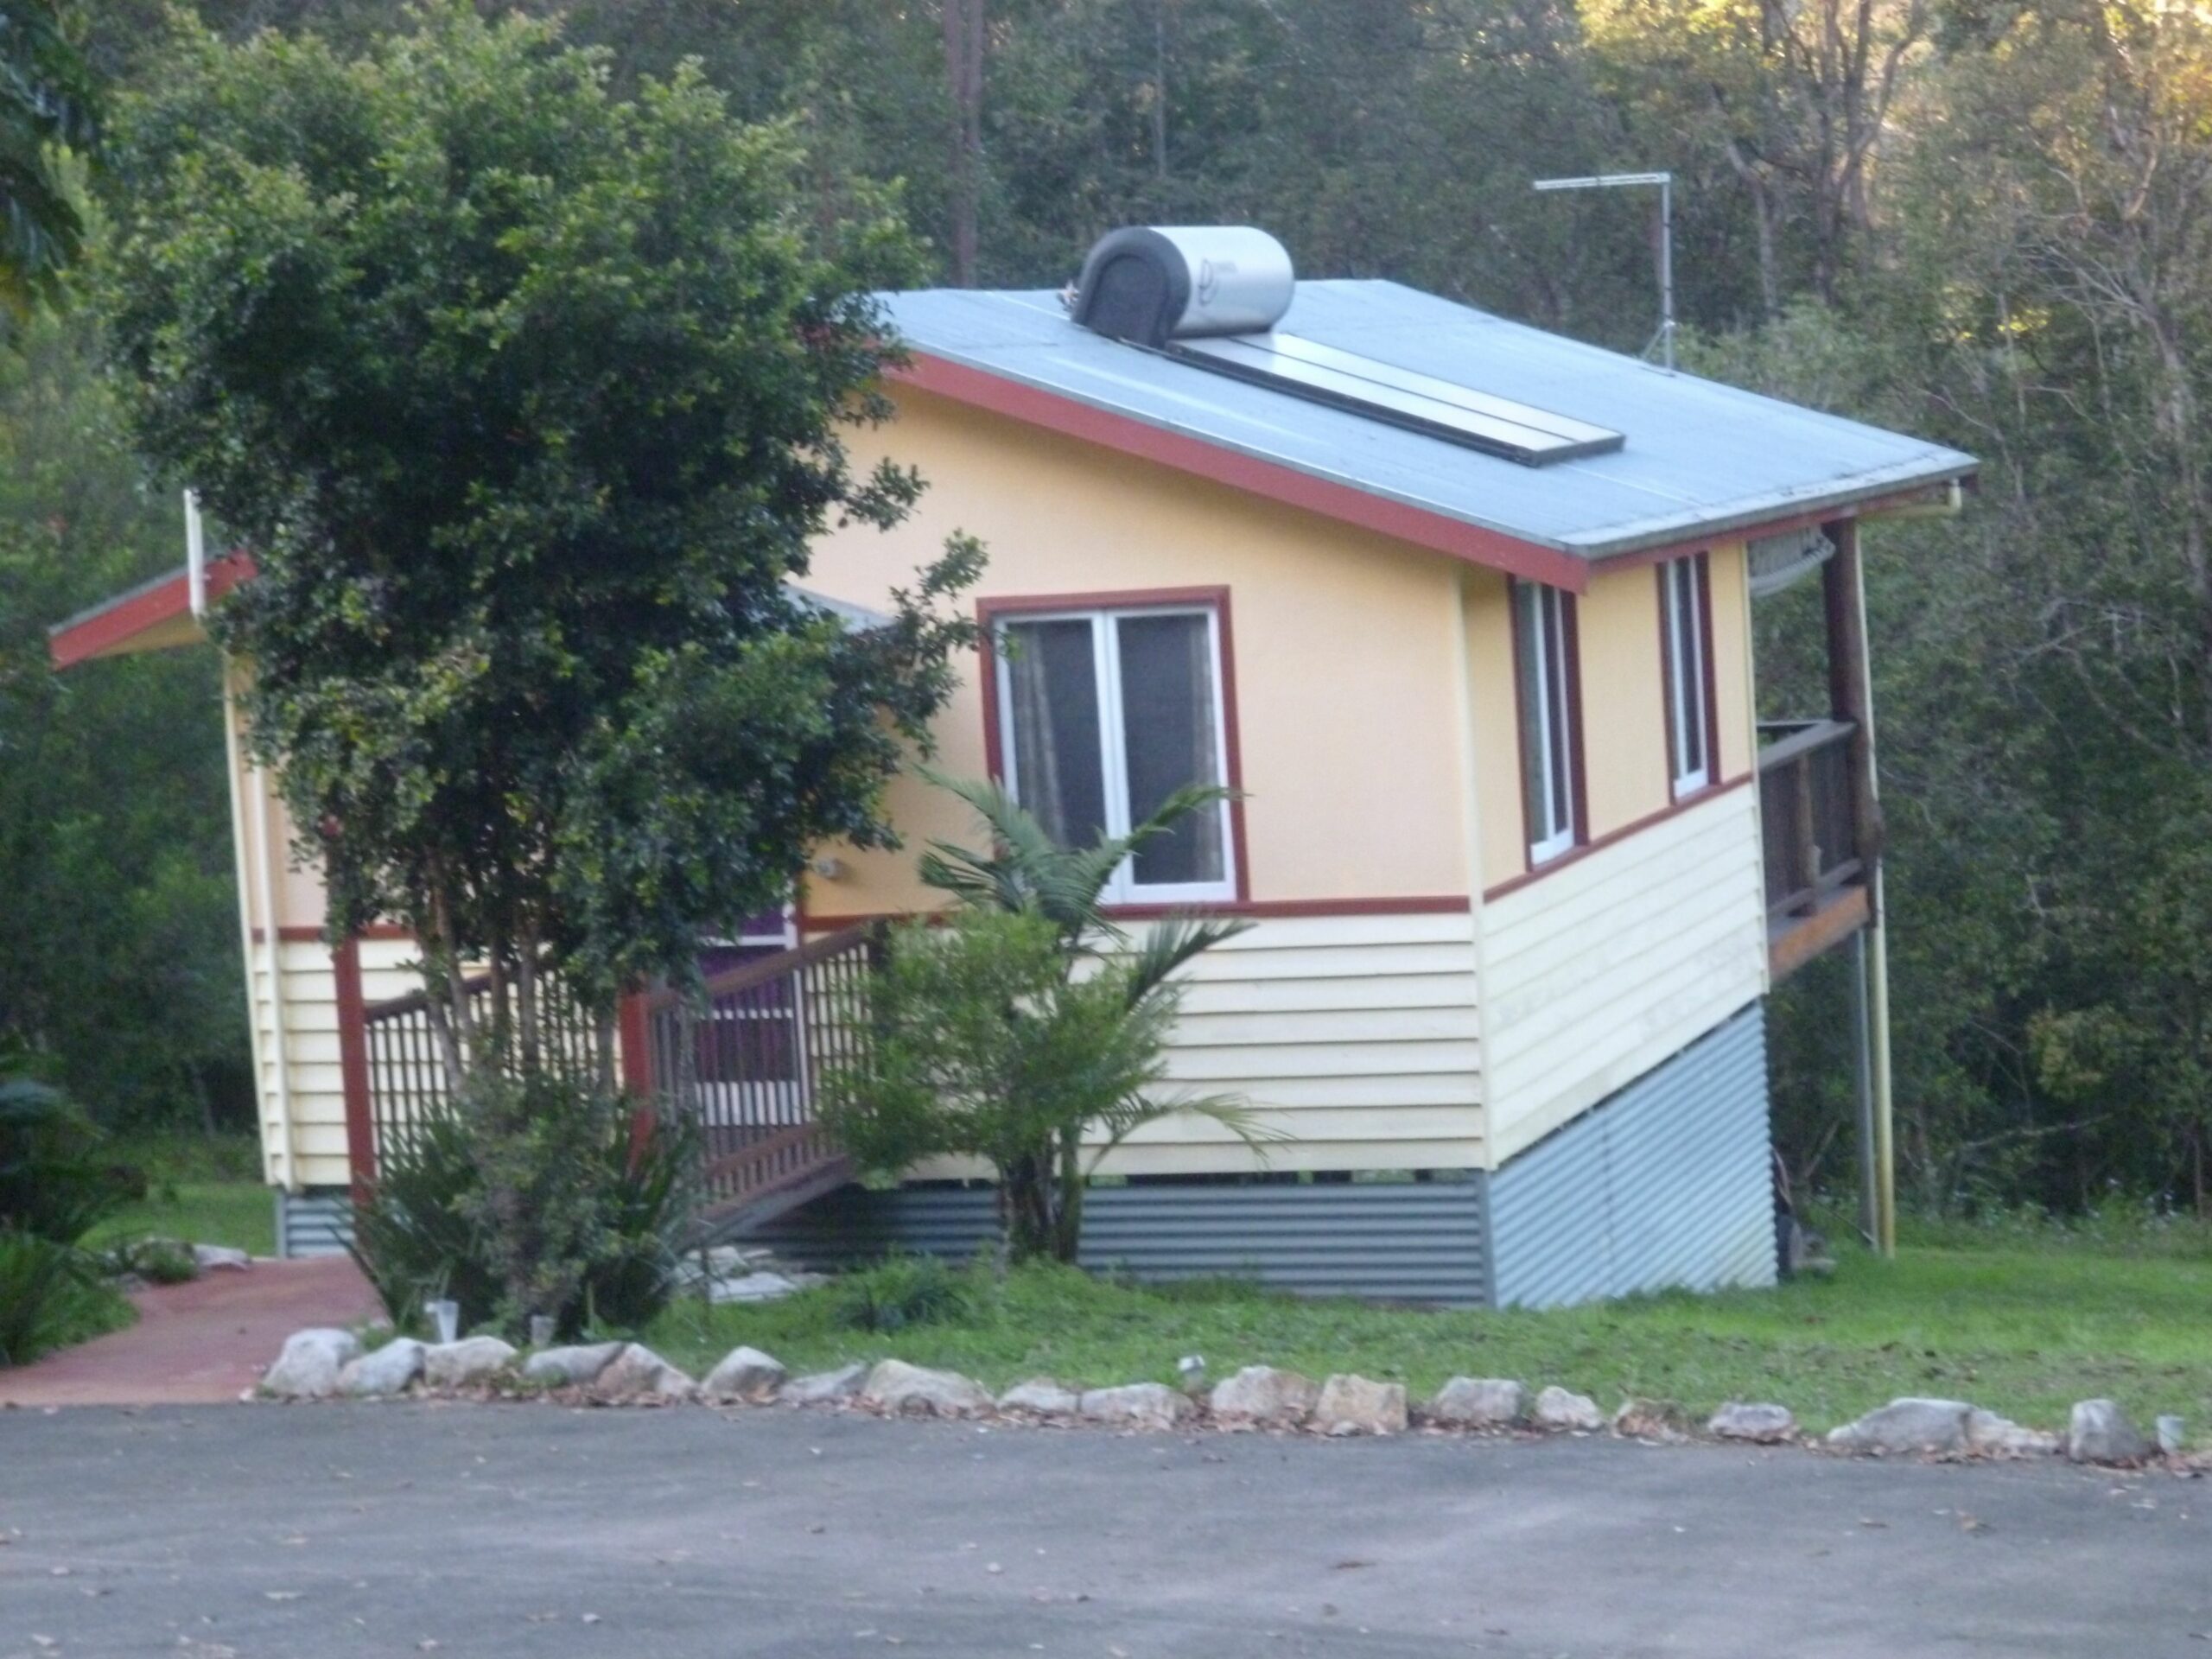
[245,933,423,1191]
[903,908,1486,1182]
[1478,785,1768,1166]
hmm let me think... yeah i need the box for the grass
[645,1226,2212,1442]
[81,1134,275,1258]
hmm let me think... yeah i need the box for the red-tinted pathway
[0,1256,380,1408]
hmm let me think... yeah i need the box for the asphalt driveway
[2,1402,2205,1657]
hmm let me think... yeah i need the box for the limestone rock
[1312,1374,1408,1437]
[1967,1408,2059,1458]
[1707,1402,1796,1444]
[1612,1397,1694,1442]
[1078,1382,1195,1431]
[1532,1385,1605,1433]
[861,1359,994,1418]
[779,1363,869,1406]
[264,1328,363,1400]
[1825,1398,1974,1456]
[594,1344,697,1401]
[523,1341,627,1388]
[423,1335,518,1389]
[1424,1377,1525,1429]
[997,1379,1082,1418]
[2158,1414,2187,1459]
[702,1346,788,1403]
[191,1243,251,1272]
[339,1338,425,1398]
[2067,1399,2150,1465]
[1208,1366,1319,1427]
[709,1271,805,1305]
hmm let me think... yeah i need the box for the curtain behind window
[1003,618,1108,848]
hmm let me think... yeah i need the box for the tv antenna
[1531,171,1675,372]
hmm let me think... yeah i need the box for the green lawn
[645,1230,2212,1442]
[86,1181,276,1259]
[83,1135,275,1258]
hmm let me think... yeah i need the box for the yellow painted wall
[1577,563,1670,837]
[1462,571,1526,895]
[796,387,1474,920]
[1464,543,1758,896]
[1708,541,1755,780]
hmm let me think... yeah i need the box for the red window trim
[1656,550,1723,803]
[1482,772,1754,903]
[976,586,1251,909]
[801,894,1471,931]
[1506,578,1589,874]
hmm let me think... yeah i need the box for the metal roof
[880,281,1976,563]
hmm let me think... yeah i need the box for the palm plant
[823,770,1275,1263]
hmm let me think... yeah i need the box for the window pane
[1516,582,1554,845]
[1542,590,1573,833]
[1116,613,1225,886]
[1003,618,1107,848]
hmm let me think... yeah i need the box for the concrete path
[3,1403,2209,1657]
[0,1256,379,1408]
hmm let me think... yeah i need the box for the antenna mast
[1531,171,1675,372]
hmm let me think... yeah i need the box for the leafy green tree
[824,774,1268,1262]
[0,313,245,1134]
[0,1,99,310]
[96,6,982,1096]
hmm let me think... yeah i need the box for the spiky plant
[823,771,1277,1263]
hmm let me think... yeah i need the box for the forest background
[10,0,2208,1218]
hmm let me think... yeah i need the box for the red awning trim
[48,552,254,671]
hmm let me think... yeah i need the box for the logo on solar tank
[1195,257,1233,307]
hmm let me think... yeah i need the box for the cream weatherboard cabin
[51,227,1974,1305]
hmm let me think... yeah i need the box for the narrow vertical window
[1659,553,1714,798]
[995,601,1236,904]
[1512,579,1580,865]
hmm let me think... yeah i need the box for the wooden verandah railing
[358,921,886,1236]
[1758,716,1879,981]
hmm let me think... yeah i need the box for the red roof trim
[890,353,1592,594]
[48,552,254,671]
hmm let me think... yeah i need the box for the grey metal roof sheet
[880,281,1976,562]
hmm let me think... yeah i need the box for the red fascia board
[48,552,255,671]
[890,353,1592,593]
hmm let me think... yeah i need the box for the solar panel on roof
[1167,332,1624,467]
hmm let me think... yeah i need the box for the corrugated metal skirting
[748,1179,1491,1305]
[1487,1004,1775,1309]
[277,1188,355,1259]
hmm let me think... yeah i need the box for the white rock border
[254,1326,2192,1470]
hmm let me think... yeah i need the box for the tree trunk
[942,0,985,285]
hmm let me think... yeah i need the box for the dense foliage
[347,1083,699,1338]
[14,0,2210,1215]
[823,776,1262,1262]
[0,317,247,1133]
[98,6,981,1085]
[0,1037,130,1365]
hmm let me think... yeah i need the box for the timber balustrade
[1757,718,1868,922]
[359,919,887,1227]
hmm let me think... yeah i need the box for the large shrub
[821,776,1270,1263]
[0,1043,122,1245]
[349,1080,699,1340]
[0,1230,124,1367]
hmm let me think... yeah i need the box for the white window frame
[1514,580,1579,867]
[1661,553,1713,798]
[994,602,1238,907]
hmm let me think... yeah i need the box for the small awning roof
[880,280,1977,589]
[48,556,887,672]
